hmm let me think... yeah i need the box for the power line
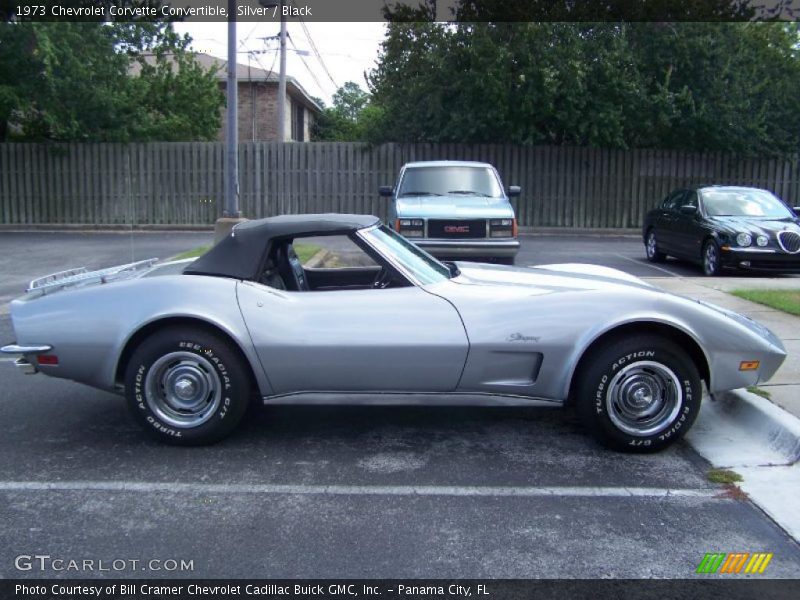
[294,5,339,90]
[239,22,261,49]
[288,33,328,97]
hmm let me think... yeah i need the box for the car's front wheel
[124,327,251,445]
[702,239,722,276]
[645,230,666,263]
[575,334,701,452]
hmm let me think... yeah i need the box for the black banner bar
[2,579,800,600]
[2,0,800,23]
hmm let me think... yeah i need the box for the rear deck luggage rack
[27,258,159,295]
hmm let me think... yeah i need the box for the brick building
[131,53,322,142]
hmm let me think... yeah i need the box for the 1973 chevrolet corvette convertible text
[1,214,787,450]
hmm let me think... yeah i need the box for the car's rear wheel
[124,327,251,445]
[702,240,722,276]
[645,230,666,263]
[575,335,701,452]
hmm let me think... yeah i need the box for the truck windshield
[398,166,503,198]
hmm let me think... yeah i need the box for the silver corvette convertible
[2,214,787,450]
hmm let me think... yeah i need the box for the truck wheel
[124,327,251,445]
[575,335,701,452]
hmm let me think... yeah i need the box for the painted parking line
[0,480,719,498]
[616,253,683,277]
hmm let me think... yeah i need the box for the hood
[708,215,800,237]
[450,261,657,293]
[396,194,514,219]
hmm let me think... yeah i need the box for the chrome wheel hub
[606,361,682,436]
[705,245,717,273]
[145,351,221,428]
[647,233,657,257]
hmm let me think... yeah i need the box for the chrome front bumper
[414,239,520,258]
[720,247,800,271]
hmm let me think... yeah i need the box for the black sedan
[643,186,800,275]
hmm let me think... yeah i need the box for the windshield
[702,188,794,218]
[398,166,504,198]
[360,226,451,285]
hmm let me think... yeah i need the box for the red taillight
[395,219,401,231]
[37,354,58,365]
[512,218,518,238]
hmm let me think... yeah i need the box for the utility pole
[258,1,287,141]
[225,0,239,218]
[277,1,287,142]
[215,0,245,243]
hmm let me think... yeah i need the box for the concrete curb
[519,227,640,237]
[686,389,800,542]
[0,224,214,233]
[687,389,800,468]
[304,249,332,269]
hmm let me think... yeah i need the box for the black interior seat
[258,258,286,290]
[276,242,309,291]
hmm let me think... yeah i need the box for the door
[237,282,469,394]
[671,190,704,260]
[657,190,688,254]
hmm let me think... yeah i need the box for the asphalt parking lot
[516,232,800,280]
[1,230,799,579]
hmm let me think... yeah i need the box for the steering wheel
[373,267,393,289]
[276,243,309,291]
[287,245,309,291]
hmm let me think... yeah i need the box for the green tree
[0,20,224,142]
[367,19,800,155]
[313,81,373,141]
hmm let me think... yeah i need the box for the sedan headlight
[756,234,769,247]
[736,233,752,247]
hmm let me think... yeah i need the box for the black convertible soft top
[184,213,380,280]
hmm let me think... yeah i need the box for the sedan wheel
[645,230,666,263]
[125,327,251,445]
[575,334,701,452]
[702,240,721,276]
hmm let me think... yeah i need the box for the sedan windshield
[702,188,794,218]
[360,226,451,285]
[398,166,503,198]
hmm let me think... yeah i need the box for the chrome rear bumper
[12,357,38,375]
[1,344,52,354]
[1,344,52,375]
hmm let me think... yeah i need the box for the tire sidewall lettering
[136,340,236,435]
[592,347,695,444]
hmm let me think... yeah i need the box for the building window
[291,101,305,141]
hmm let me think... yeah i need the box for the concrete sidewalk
[650,277,800,541]
[643,276,800,419]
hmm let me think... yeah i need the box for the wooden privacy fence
[2,142,800,228]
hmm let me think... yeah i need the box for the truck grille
[778,231,800,254]
[427,219,486,239]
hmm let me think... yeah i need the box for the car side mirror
[507,185,521,197]
[379,186,394,198]
[679,205,697,215]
